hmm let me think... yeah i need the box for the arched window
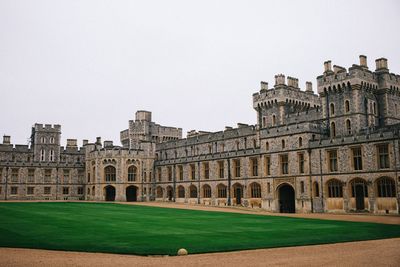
[217,184,227,198]
[40,149,46,162]
[49,150,54,162]
[104,166,116,182]
[377,177,396,197]
[272,115,276,126]
[298,137,303,147]
[41,137,46,143]
[345,100,350,113]
[282,139,285,149]
[262,117,266,127]
[156,187,163,198]
[203,185,211,198]
[128,165,137,181]
[330,122,336,137]
[330,103,335,115]
[327,179,343,198]
[300,181,305,193]
[346,120,351,135]
[266,141,269,150]
[313,182,319,197]
[178,186,185,198]
[250,183,261,198]
[190,185,197,198]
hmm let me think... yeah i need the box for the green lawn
[0,202,399,255]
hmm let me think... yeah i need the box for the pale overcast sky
[1,0,399,146]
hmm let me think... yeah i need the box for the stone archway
[278,183,295,213]
[104,185,116,201]
[126,185,138,202]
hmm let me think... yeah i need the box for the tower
[31,124,61,162]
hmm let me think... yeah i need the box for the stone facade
[1,55,399,214]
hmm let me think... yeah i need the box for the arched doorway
[233,183,243,205]
[126,186,138,202]
[167,186,173,201]
[350,179,368,210]
[278,184,295,213]
[104,185,116,201]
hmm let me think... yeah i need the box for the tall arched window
[178,186,185,198]
[49,150,54,162]
[346,120,351,135]
[272,115,276,126]
[203,185,211,198]
[282,139,285,149]
[40,149,46,162]
[330,103,335,115]
[128,165,137,181]
[217,184,227,198]
[313,182,319,197]
[250,183,261,198]
[330,122,336,137]
[266,141,269,150]
[298,137,303,147]
[190,185,197,198]
[327,179,343,198]
[377,177,396,197]
[345,100,350,113]
[104,166,116,182]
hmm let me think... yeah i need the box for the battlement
[317,55,400,95]
[33,123,61,132]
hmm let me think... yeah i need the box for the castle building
[1,56,399,214]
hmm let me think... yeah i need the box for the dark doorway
[355,185,365,210]
[236,187,242,205]
[105,186,116,201]
[279,184,295,213]
[126,186,137,202]
[167,187,173,201]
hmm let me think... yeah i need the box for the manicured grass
[0,202,399,255]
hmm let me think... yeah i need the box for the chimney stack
[375,58,388,71]
[96,137,102,145]
[324,60,332,73]
[3,135,10,144]
[359,55,368,69]
[305,81,313,93]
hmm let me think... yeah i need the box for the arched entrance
[350,179,368,210]
[278,184,295,213]
[167,186,173,201]
[126,186,138,202]
[104,185,116,201]
[233,183,243,205]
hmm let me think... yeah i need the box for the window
[178,166,183,181]
[280,154,289,174]
[250,183,261,198]
[49,150,55,162]
[40,137,46,143]
[298,137,303,147]
[352,147,363,170]
[44,169,51,183]
[282,139,285,149]
[77,187,84,195]
[300,181,305,193]
[346,120,351,135]
[190,164,196,180]
[313,182,319,197]
[158,167,162,182]
[328,150,338,172]
[378,144,389,169]
[330,103,335,115]
[265,156,271,175]
[377,177,395,197]
[178,186,185,198]
[87,173,91,183]
[190,186,197,198]
[265,141,269,150]
[27,186,34,195]
[63,169,70,183]
[128,165,137,181]
[0,186,2,194]
[28,169,35,183]
[104,166,116,182]
[217,184,227,198]
[203,185,211,198]
[267,182,271,193]
[40,149,46,162]
[167,166,172,181]
[11,186,18,195]
[251,158,258,176]
[50,137,55,144]
[272,115,276,126]
[44,187,51,195]
[330,122,336,138]
[373,102,376,115]
[327,179,343,198]
[63,187,69,195]
[233,159,241,177]
[203,163,209,179]
[218,161,224,178]
[298,153,304,174]
[11,169,18,183]
[345,100,350,113]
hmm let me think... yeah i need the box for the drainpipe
[227,158,231,206]
[173,164,176,202]
[308,148,313,213]
[4,165,9,200]
[319,148,324,211]
[392,132,399,214]
[197,161,200,204]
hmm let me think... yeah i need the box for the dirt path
[1,238,399,267]
[122,201,400,225]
